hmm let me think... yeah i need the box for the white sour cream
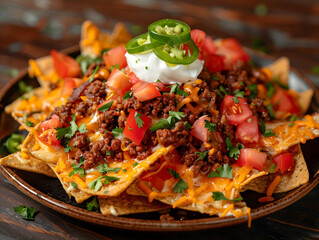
[125,52,204,84]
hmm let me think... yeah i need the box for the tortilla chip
[99,192,170,216]
[24,130,174,197]
[267,57,289,85]
[80,21,131,57]
[241,144,309,193]
[48,164,91,203]
[263,114,319,154]
[0,152,56,178]
[297,89,314,115]
[28,56,59,90]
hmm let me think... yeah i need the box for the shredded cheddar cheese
[266,175,281,197]
[221,204,234,217]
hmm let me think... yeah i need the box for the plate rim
[0,46,318,231]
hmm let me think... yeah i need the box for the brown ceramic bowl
[0,46,318,231]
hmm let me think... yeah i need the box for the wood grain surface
[0,0,318,239]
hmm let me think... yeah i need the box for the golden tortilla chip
[267,57,289,85]
[49,164,91,203]
[99,192,170,216]
[297,89,314,115]
[262,114,319,154]
[241,144,309,193]
[80,20,131,57]
[0,152,55,178]
[23,130,174,197]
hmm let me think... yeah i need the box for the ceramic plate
[0,46,318,231]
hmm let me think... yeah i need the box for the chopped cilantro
[289,115,297,122]
[274,76,289,90]
[129,127,133,130]
[261,120,276,137]
[56,114,78,140]
[212,191,242,202]
[71,182,78,189]
[207,164,233,179]
[89,65,99,83]
[112,127,123,137]
[150,111,185,133]
[289,123,295,127]
[233,90,245,98]
[122,169,127,173]
[240,81,245,87]
[237,143,245,150]
[98,101,113,112]
[134,112,144,128]
[204,120,216,132]
[18,81,33,94]
[233,96,239,104]
[225,137,240,160]
[266,82,275,98]
[97,163,121,174]
[69,157,85,178]
[133,162,139,167]
[170,83,188,97]
[20,91,34,100]
[23,113,34,127]
[218,85,228,97]
[213,75,219,80]
[64,145,72,153]
[173,179,188,193]
[184,121,192,129]
[269,163,277,173]
[168,169,180,179]
[110,64,120,71]
[104,190,110,194]
[145,66,148,70]
[122,90,133,101]
[78,123,88,133]
[312,66,319,75]
[88,175,120,192]
[248,84,258,99]
[86,196,99,212]
[266,104,276,119]
[13,205,36,220]
[195,151,208,160]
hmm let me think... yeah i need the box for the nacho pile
[1,20,318,222]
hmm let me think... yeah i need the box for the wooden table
[0,0,318,239]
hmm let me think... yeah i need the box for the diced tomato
[191,29,206,60]
[203,36,217,56]
[103,46,127,69]
[272,89,300,114]
[204,54,225,73]
[50,50,81,78]
[216,38,250,69]
[106,68,132,97]
[39,116,62,147]
[123,109,151,145]
[221,95,253,126]
[40,116,62,133]
[153,82,166,92]
[237,148,267,171]
[128,71,141,85]
[190,116,210,142]
[273,153,293,174]
[132,81,161,102]
[61,78,82,97]
[236,116,260,144]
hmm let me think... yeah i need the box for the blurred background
[0,0,319,88]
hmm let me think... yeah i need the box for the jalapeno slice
[126,33,165,54]
[148,19,191,45]
[153,39,199,65]
[5,134,25,153]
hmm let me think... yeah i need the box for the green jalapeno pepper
[126,33,165,54]
[5,134,25,153]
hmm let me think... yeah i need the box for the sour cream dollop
[125,52,204,84]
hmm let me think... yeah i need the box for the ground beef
[49,102,72,127]
[160,213,174,221]
[251,98,270,120]
[218,114,235,141]
[73,132,89,150]
[98,110,120,133]
[156,122,189,147]
[84,80,106,103]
